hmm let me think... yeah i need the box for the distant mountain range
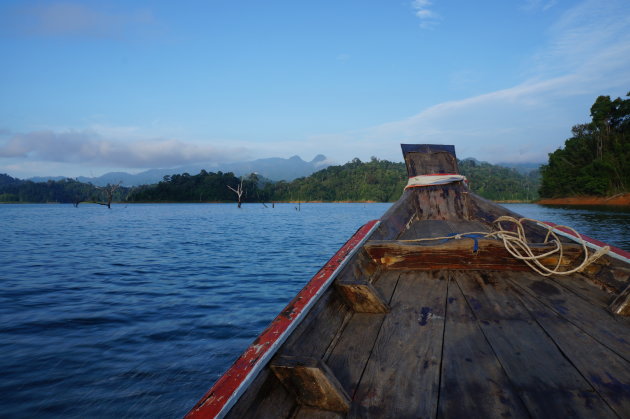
[462,158,541,174]
[28,154,330,186]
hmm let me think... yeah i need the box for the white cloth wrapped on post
[405,174,467,189]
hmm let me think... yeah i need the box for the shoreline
[536,193,630,206]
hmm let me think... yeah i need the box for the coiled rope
[400,216,610,277]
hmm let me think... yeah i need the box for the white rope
[406,174,467,189]
[399,216,609,277]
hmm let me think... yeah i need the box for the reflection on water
[1,202,627,417]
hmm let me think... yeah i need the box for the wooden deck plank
[370,269,400,301]
[292,407,345,419]
[515,289,630,417]
[547,274,614,308]
[506,271,630,362]
[454,271,616,418]
[350,271,448,418]
[438,276,529,418]
[281,291,350,359]
[404,219,454,239]
[446,219,490,234]
[326,271,401,398]
[226,370,297,419]
[325,271,400,397]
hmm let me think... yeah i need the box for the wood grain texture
[438,276,529,418]
[350,271,447,418]
[454,270,616,418]
[365,239,587,272]
[225,370,296,419]
[398,219,454,240]
[547,274,614,308]
[326,271,402,398]
[335,278,390,313]
[292,407,346,419]
[506,271,630,362]
[281,291,350,359]
[516,289,630,417]
[270,356,350,413]
[414,184,468,221]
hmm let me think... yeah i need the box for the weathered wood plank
[292,407,345,419]
[370,269,401,302]
[325,271,402,398]
[270,356,351,413]
[350,271,448,418]
[506,271,630,362]
[547,274,614,308]
[438,276,529,418]
[281,291,350,359]
[398,219,454,240]
[335,278,390,313]
[375,189,417,241]
[454,271,616,418]
[446,219,490,234]
[516,289,630,417]
[404,147,458,176]
[365,239,586,271]
[225,370,297,419]
[414,184,468,220]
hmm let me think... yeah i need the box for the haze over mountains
[28,155,330,187]
[25,153,542,188]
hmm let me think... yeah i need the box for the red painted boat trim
[185,219,381,419]
[541,221,630,263]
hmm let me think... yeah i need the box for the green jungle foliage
[0,174,128,204]
[1,157,540,204]
[127,157,539,203]
[128,171,257,202]
[540,92,630,197]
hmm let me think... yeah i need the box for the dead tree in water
[227,178,244,208]
[96,182,122,209]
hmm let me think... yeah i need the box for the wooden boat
[187,144,630,418]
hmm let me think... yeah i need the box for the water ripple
[1,202,627,417]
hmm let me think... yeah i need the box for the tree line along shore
[1,92,627,206]
[0,157,539,205]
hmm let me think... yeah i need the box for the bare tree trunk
[227,179,244,208]
[96,182,122,209]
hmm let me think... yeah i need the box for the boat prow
[187,144,630,418]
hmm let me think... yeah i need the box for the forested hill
[127,158,539,203]
[540,92,629,197]
[1,158,540,204]
[0,174,127,204]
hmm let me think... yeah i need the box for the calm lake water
[1,202,629,417]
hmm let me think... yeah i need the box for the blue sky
[1,0,629,178]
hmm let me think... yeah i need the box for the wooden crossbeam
[364,239,586,271]
[335,278,390,313]
[270,355,350,413]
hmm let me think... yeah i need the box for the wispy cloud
[522,0,558,12]
[0,129,247,170]
[308,0,630,164]
[1,1,158,39]
[411,0,440,29]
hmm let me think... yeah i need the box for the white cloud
[522,0,558,12]
[0,128,248,171]
[411,0,440,29]
[298,0,630,164]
